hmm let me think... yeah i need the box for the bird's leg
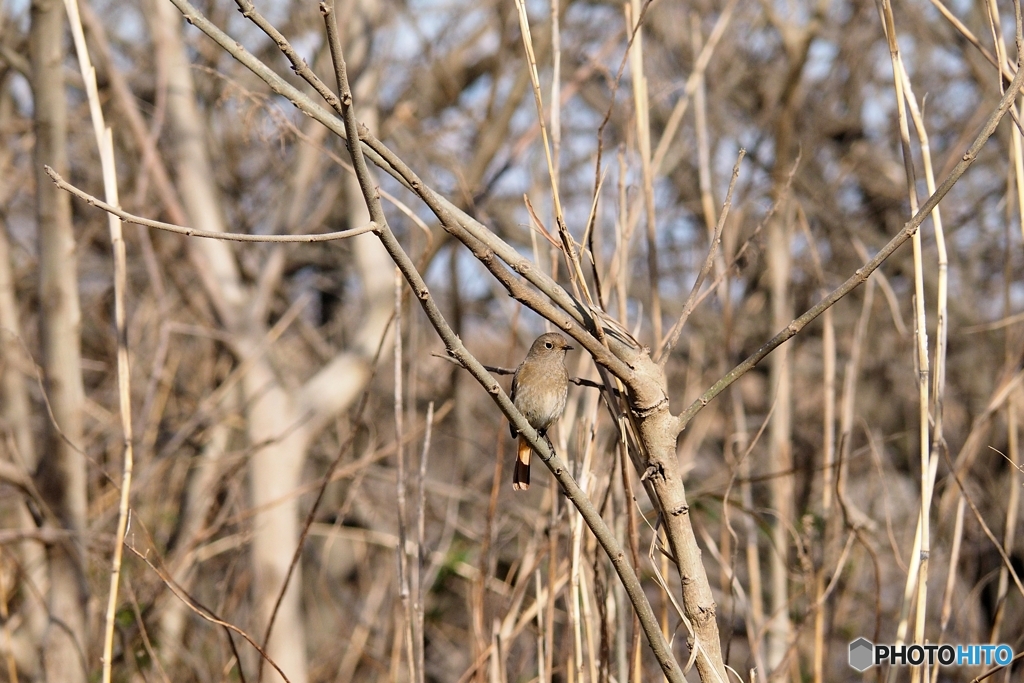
[539,429,555,455]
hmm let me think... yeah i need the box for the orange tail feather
[513,435,531,490]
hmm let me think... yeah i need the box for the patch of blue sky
[289,30,324,67]
[655,215,703,292]
[926,42,966,78]
[422,238,494,305]
[1010,281,1024,313]
[788,231,822,290]
[481,157,533,199]
[460,72,497,113]
[405,0,460,40]
[385,14,426,63]
[248,0,290,28]
[835,182,863,216]
[934,0,971,16]
[200,2,318,70]
[91,0,147,56]
[804,39,838,83]
[861,85,893,142]
[4,0,29,30]
[741,21,782,62]
[379,9,500,111]
[517,0,552,23]
[199,7,260,53]
[8,72,32,117]
[404,0,493,53]
[711,135,754,185]
[934,79,979,125]
[564,0,619,35]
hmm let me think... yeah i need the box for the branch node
[670,504,689,516]
[632,396,668,418]
[640,463,662,482]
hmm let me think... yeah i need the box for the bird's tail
[513,435,531,491]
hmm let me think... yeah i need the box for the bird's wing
[508,365,520,438]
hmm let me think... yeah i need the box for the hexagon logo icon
[849,638,874,672]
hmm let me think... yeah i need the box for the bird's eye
[545,342,552,349]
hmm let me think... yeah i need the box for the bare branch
[657,149,745,364]
[45,167,376,243]
[678,56,1024,431]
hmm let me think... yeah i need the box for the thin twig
[46,167,376,242]
[61,1,134,680]
[657,149,745,363]
[125,539,292,683]
[413,402,432,683]
[512,0,595,309]
[317,2,682,676]
[167,0,640,376]
[678,54,1024,430]
[943,455,1024,598]
[156,294,312,460]
[393,265,416,681]
[124,579,172,683]
[257,309,395,667]
[625,0,662,343]
[878,5,932,676]
[650,0,737,176]
[431,352,615,392]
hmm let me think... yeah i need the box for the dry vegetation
[1,0,1023,682]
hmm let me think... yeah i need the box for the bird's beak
[566,344,575,350]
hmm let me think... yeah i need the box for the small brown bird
[509,332,573,490]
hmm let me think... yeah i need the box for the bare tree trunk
[145,0,245,327]
[626,358,728,683]
[144,4,310,680]
[145,5,394,682]
[761,10,820,671]
[241,359,312,683]
[1,75,49,681]
[766,206,792,675]
[0,214,48,683]
[30,0,89,680]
